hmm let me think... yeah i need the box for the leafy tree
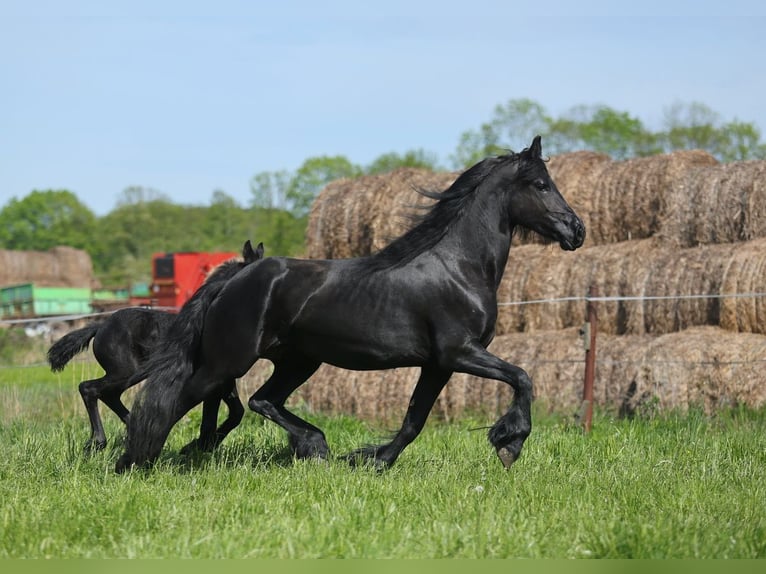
[658,102,766,161]
[450,98,551,168]
[0,189,96,251]
[285,156,362,217]
[366,149,440,174]
[452,98,766,167]
[250,170,291,210]
[548,105,659,159]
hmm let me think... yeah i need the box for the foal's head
[206,239,264,284]
[494,136,585,251]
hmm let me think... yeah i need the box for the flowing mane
[369,154,516,270]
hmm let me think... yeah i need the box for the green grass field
[0,360,764,558]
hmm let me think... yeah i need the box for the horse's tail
[118,240,263,471]
[46,323,100,372]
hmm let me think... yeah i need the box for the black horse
[47,240,264,453]
[117,136,585,473]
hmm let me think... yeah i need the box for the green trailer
[0,283,92,318]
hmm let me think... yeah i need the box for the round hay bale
[586,150,718,244]
[306,168,457,259]
[660,159,766,246]
[719,237,766,333]
[0,246,95,288]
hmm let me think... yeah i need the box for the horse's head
[500,136,585,251]
[206,240,265,284]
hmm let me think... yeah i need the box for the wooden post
[582,285,598,433]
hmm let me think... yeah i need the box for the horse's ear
[242,239,255,261]
[529,135,542,159]
[255,242,265,260]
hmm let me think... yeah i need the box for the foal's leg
[180,379,244,454]
[248,355,326,460]
[78,376,113,452]
[345,366,452,470]
[448,340,533,468]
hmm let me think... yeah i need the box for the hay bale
[0,246,95,288]
[238,327,766,422]
[497,237,766,336]
[306,168,457,259]
[719,238,766,333]
[660,159,766,246]
[581,150,718,244]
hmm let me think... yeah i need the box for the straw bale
[659,159,766,246]
[719,238,766,333]
[306,168,457,259]
[582,150,718,245]
[497,237,766,336]
[0,246,95,288]
[238,327,766,422]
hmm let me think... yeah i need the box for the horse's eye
[533,179,549,191]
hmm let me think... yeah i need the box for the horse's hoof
[496,446,517,469]
[83,440,106,454]
[115,454,133,474]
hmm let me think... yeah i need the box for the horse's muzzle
[559,217,585,251]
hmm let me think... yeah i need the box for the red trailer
[138,251,238,310]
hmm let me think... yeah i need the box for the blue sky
[2,0,765,215]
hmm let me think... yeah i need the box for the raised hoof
[496,446,518,469]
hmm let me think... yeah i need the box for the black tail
[117,240,263,471]
[46,323,100,372]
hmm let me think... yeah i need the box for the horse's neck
[442,199,513,291]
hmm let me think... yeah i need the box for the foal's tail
[46,323,100,372]
[117,240,263,472]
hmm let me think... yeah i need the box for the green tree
[285,156,362,217]
[250,170,291,210]
[450,98,551,168]
[549,105,658,159]
[0,189,96,251]
[659,101,766,161]
[366,149,440,174]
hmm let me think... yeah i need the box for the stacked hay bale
[296,150,766,419]
[0,246,95,288]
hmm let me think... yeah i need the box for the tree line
[2,99,764,288]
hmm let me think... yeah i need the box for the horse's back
[92,307,173,368]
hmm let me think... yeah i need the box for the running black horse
[47,240,264,453]
[117,136,585,473]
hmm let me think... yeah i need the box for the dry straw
[238,327,766,422]
[305,168,457,259]
[659,159,766,246]
[497,237,766,336]
[0,246,95,288]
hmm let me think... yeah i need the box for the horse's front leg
[248,355,327,460]
[181,380,245,455]
[448,340,532,469]
[345,366,452,470]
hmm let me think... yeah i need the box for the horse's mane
[204,257,245,284]
[368,151,529,270]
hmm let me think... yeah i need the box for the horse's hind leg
[181,379,244,454]
[248,355,326,460]
[345,366,452,470]
[78,377,111,452]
